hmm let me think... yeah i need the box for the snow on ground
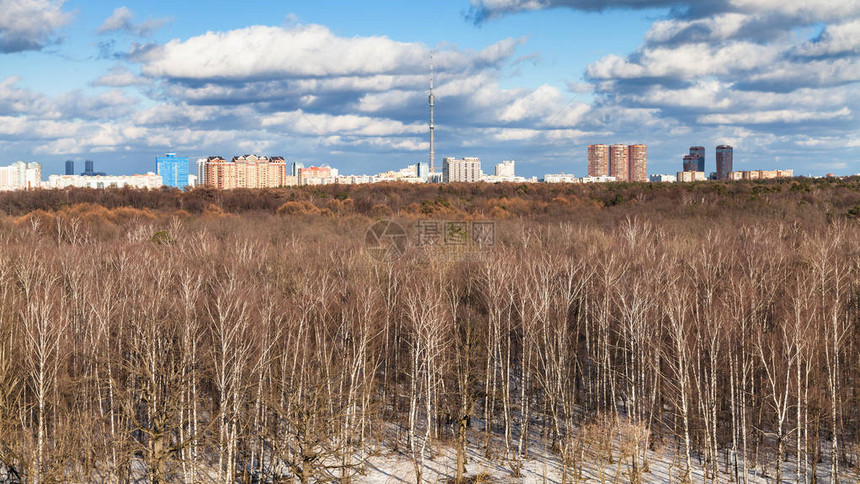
[354,427,856,483]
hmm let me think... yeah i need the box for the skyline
[0,0,857,178]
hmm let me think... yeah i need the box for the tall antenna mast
[429,54,435,176]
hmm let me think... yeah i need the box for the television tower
[429,56,435,175]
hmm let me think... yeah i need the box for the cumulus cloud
[467,0,684,23]
[0,77,140,122]
[3,1,856,176]
[0,0,72,53]
[0,76,48,114]
[91,65,151,87]
[126,22,540,148]
[469,0,860,24]
[480,0,853,173]
[795,19,860,57]
[118,22,571,161]
[98,6,171,37]
[138,24,519,82]
[260,111,426,137]
[587,42,780,80]
[699,107,851,124]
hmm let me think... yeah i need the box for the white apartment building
[48,173,163,189]
[196,157,208,186]
[544,173,579,183]
[650,174,677,183]
[495,160,515,178]
[481,174,530,183]
[443,157,482,183]
[335,175,374,185]
[580,175,617,183]
[0,161,41,191]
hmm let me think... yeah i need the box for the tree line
[0,176,858,222]
[0,187,857,483]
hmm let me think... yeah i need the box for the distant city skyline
[0,0,857,178]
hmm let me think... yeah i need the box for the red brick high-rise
[609,144,629,181]
[588,144,609,177]
[628,144,647,182]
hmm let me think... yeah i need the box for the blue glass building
[156,153,189,188]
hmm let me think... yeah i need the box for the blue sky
[0,0,857,178]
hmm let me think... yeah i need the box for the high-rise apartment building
[202,155,290,189]
[298,166,333,185]
[0,161,41,191]
[716,145,733,180]
[628,144,647,182]
[609,144,629,181]
[65,160,74,176]
[204,157,230,189]
[416,162,430,180]
[156,152,189,188]
[443,157,482,183]
[196,158,208,187]
[495,160,515,178]
[588,144,647,181]
[587,144,609,177]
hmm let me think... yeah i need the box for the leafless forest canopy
[0,179,858,483]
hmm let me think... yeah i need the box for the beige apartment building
[443,157,482,183]
[729,170,794,180]
[203,155,291,189]
[677,171,707,182]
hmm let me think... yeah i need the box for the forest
[0,178,857,483]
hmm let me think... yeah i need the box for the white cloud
[626,82,852,111]
[98,6,170,37]
[645,13,752,44]
[355,90,417,113]
[260,111,426,137]
[587,42,780,80]
[92,65,151,87]
[480,126,597,142]
[139,24,519,82]
[745,57,860,87]
[498,85,563,122]
[0,76,48,114]
[795,19,860,57]
[0,0,72,53]
[728,0,860,22]
[699,107,851,124]
[142,24,426,80]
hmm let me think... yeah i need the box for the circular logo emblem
[365,220,408,262]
